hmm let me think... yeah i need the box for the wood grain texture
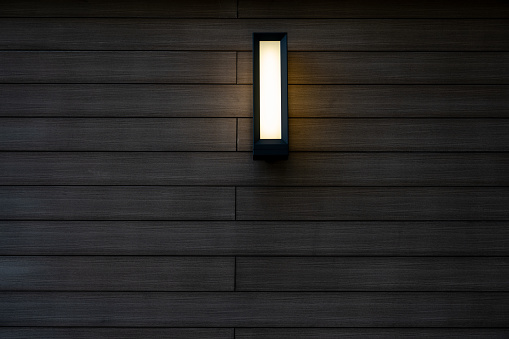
[2,84,508,118]
[0,328,233,339]
[2,0,508,19]
[0,52,236,84]
[0,186,234,220]
[0,0,237,17]
[2,221,508,256]
[239,0,509,18]
[237,52,509,84]
[288,85,509,118]
[0,292,507,327]
[236,328,509,339]
[237,187,509,220]
[2,1,508,334]
[238,118,509,151]
[237,257,509,291]
[0,84,251,117]
[2,152,509,186]
[0,257,234,291]
[0,118,236,151]
[1,19,508,51]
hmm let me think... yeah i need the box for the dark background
[0,1,508,337]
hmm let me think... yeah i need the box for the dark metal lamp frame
[253,32,288,160]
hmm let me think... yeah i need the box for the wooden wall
[1,1,509,337]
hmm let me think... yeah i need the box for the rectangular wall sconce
[253,32,288,159]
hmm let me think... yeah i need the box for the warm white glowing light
[259,40,281,139]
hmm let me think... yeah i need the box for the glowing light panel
[253,32,288,159]
[259,40,281,139]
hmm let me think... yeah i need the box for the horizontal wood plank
[238,118,509,151]
[2,0,509,19]
[236,328,509,339]
[288,85,509,118]
[1,221,507,256]
[0,0,237,17]
[0,328,233,339]
[0,257,233,291]
[238,52,509,84]
[0,186,234,220]
[0,118,236,151]
[236,187,509,220]
[0,292,507,327]
[2,152,509,186]
[2,84,508,118]
[0,52,236,84]
[1,19,508,51]
[237,257,509,291]
[239,0,509,18]
[0,84,251,117]
[0,329,233,339]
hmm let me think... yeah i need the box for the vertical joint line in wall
[236,118,238,152]
[233,327,236,339]
[234,256,237,292]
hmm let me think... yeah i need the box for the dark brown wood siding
[1,1,508,337]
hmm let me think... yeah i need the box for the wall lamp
[253,32,288,159]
